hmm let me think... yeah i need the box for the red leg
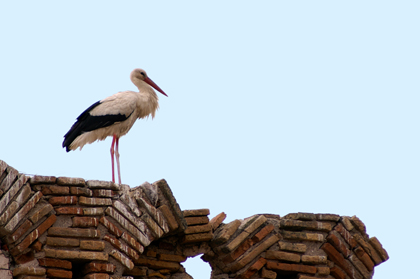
[110,135,117,183]
[115,137,122,184]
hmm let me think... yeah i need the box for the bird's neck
[136,82,159,118]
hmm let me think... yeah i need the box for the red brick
[46,237,79,247]
[335,223,357,248]
[57,177,85,186]
[84,273,109,279]
[92,189,115,197]
[42,185,69,195]
[73,217,99,227]
[14,250,35,264]
[55,207,84,215]
[121,232,144,254]
[32,240,43,252]
[103,235,139,260]
[225,238,254,263]
[157,254,187,262]
[241,257,267,279]
[30,175,56,184]
[10,215,56,256]
[266,261,316,274]
[330,266,346,279]
[47,268,72,278]
[70,187,92,196]
[5,219,32,243]
[321,243,353,276]
[327,231,351,258]
[83,262,116,274]
[209,212,226,230]
[354,246,374,271]
[48,227,100,238]
[252,224,274,242]
[99,217,122,237]
[38,258,72,269]
[48,196,77,206]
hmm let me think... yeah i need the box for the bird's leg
[110,135,117,183]
[115,136,122,184]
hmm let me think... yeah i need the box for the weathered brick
[266,261,316,274]
[92,189,115,198]
[86,180,119,190]
[158,254,187,262]
[46,237,79,247]
[28,203,53,223]
[0,166,19,192]
[283,212,315,221]
[278,241,307,253]
[209,212,226,230]
[47,194,76,207]
[349,254,371,279]
[70,187,92,196]
[158,205,178,232]
[30,175,56,184]
[32,240,43,252]
[121,232,144,254]
[350,216,367,236]
[240,257,267,279]
[0,184,31,226]
[83,262,116,274]
[330,266,346,279]
[266,250,300,263]
[134,258,180,271]
[45,249,108,261]
[5,219,32,243]
[104,235,139,260]
[183,208,210,217]
[112,200,150,235]
[38,258,72,269]
[282,231,324,242]
[224,238,254,263]
[352,233,383,265]
[41,185,69,195]
[13,250,35,265]
[185,216,209,226]
[341,216,354,231]
[301,255,327,264]
[80,240,105,251]
[317,266,330,276]
[141,213,164,238]
[321,243,357,277]
[48,227,100,238]
[261,267,276,279]
[46,268,72,279]
[109,250,134,269]
[13,266,46,276]
[99,216,122,237]
[182,232,213,244]
[335,223,357,248]
[315,213,340,222]
[73,217,99,227]
[79,196,112,206]
[252,224,275,242]
[327,231,351,258]
[83,207,104,215]
[136,197,169,234]
[0,175,28,215]
[84,273,110,279]
[369,236,389,262]
[10,214,56,256]
[55,207,84,215]
[57,177,85,186]
[354,246,374,271]
[280,219,332,232]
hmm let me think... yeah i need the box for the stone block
[183,209,210,217]
[38,258,72,269]
[41,185,69,195]
[80,240,105,251]
[73,217,99,227]
[57,177,85,186]
[266,250,301,263]
[278,241,307,253]
[79,196,112,206]
[46,237,80,247]
[48,227,100,238]
[70,187,92,196]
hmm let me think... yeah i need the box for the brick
[280,219,333,232]
[225,238,254,263]
[266,250,300,263]
[240,257,266,279]
[183,209,210,217]
[84,274,109,279]
[252,223,275,242]
[73,217,99,227]
[354,246,374,271]
[48,227,100,238]
[261,267,276,279]
[283,212,315,221]
[297,276,321,279]
[330,266,346,279]
[79,196,112,206]
[46,268,72,279]
[83,262,116,274]
[5,219,32,243]
[352,233,383,265]
[209,212,226,230]
[13,266,46,276]
[349,254,371,279]
[46,237,80,247]
[86,180,119,190]
[45,249,108,261]
[266,261,317,274]
[146,250,157,257]
[335,223,357,248]
[317,266,330,276]
[99,216,122,237]
[103,235,139,260]
[0,166,19,192]
[112,200,149,233]
[134,258,180,271]
[10,214,56,256]
[41,185,69,195]
[182,232,213,244]
[136,197,169,234]
[92,189,115,198]
[2,191,43,234]
[321,243,355,277]
[185,216,209,226]
[278,241,307,253]
[369,237,389,262]
[315,213,340,222]
[80,240,105,251]
[49,196,78,206]
[158,205,178,232]
[32,240,43,252]
[83,207,104,215]
[121,232,144,254]
[141,212,164,238]
[30,175,56,184]
[0,175,28,215]
[38,258,72,269]
[341,217,354,231]
[350,216,367,236]
[109,250,134,270]
[0,184,31,226]
[55,207,84,215]
[28,203,53,223]
[301,255,327,264]
[282,231,324,242]
[70,187,92,196]
[158,254,187,262]
[327,231,351,258]
[222,215,267,253]
[57,176,85,186]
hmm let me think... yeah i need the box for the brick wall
[0,160,388,279]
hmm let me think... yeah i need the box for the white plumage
[63,68,167,184]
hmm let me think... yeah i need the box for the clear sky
[1,1,418,278]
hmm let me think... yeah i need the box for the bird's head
[130,68,168,97]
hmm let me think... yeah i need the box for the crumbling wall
[0,160,388,279]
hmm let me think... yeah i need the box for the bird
[62,68,168,184]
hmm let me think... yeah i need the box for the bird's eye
[140,72,145,76]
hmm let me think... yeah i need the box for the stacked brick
[0,160,388,279]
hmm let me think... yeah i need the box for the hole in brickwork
[275,272,298,279]
[71,261,85,279]
[183,255,211,279]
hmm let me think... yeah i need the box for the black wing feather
[62,101,132,152]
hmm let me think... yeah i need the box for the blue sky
[1,1,419,278]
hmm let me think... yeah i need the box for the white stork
[63,68,167,184]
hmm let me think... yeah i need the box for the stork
[62,68,167,184]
